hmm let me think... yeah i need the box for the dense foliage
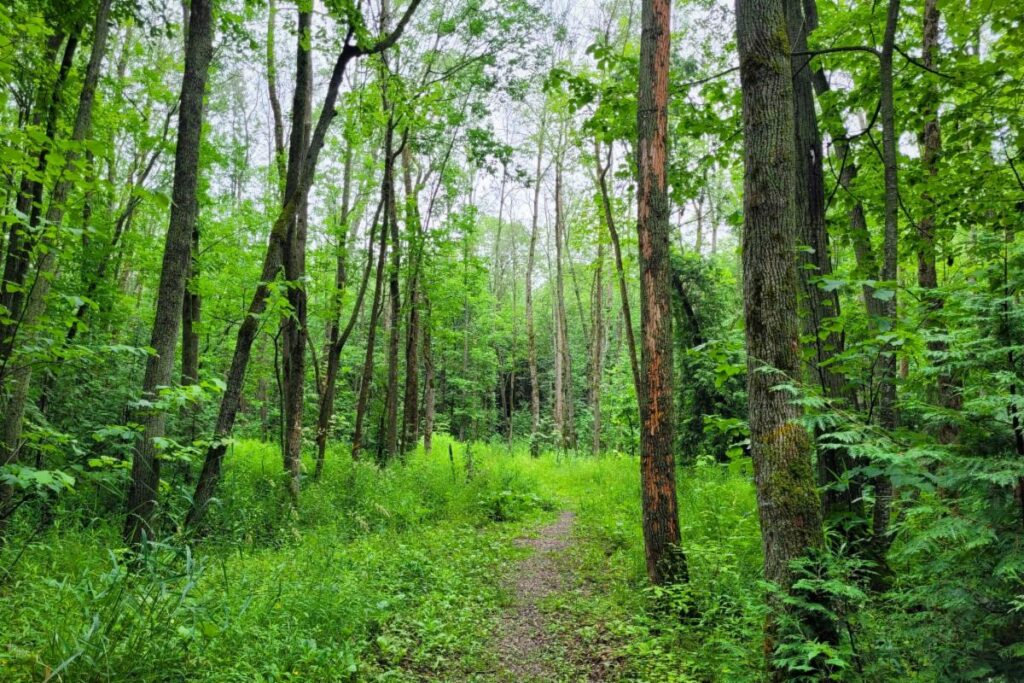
[1,0,1023,680]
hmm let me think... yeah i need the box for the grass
[0,436,764,682]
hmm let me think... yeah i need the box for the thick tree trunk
[382,119,402,464]
[785,0,859,520]
[736,0,834,665]
[280,7,313,502]
[636,0,686,586]
[125,0,213,545]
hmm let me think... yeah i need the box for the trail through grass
[0,437,764,682]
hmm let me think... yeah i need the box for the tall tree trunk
[595,139,642,401]
[553,159,573,449]
[280,6,313,502]
[382,119,402,464]
[125,0,213,545]
[590,238,606,455]
[871,0,902,563]
[353,143,394,462]
[525,122,545,456]
[785,0,859,520]
[400,143,422,455]
[736,0,836,666]
[314,145,364,480]
[186,0,424,528]
[636,0,686,586]
[917,0,960,444]
[422,295,435,455]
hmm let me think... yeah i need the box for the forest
[0,0,1022,680]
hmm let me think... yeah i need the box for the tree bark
[422,295,435,455]
[785,0,859,520]
[590,237,606,455]
[553,158,574,449]
[636,0,686,586]
[125,0,213,545]
[736,0,834,664]
[400,143,422,455]
[280,6,313,502]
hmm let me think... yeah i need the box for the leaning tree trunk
[595,139,642,402]
[636,0,686,587]
[125,0,214,545]
[736,0,836,668]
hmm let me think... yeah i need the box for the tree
[636,0,686,586]
[124,0,214,545]
[735,0,835,666]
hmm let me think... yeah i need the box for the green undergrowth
[0,435,557,682]
[1,436,768,682]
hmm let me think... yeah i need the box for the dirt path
[491,511,616,682]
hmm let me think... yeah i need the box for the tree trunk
[636,0,686,586]
[736,0,835,665]
[525,123,545,456]
[590,238,605,455]
[125,0,213,546]
[422,296,435,455]
[595,139,642,402]
[280,6,313,503]
[352,133,395,462]
[785,0,859,520]
[871,0,902,564]
[266,0,287,194]
[400,143,422,455]
[382,118,402,464]
[553,159,573,449]
[917,0,961,445]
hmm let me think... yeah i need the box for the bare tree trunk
[382,119,402,464]
[525,122,545,456]
[265,0,287,193]
[125,0,213,545]
[353,130,396,462]
[736,0,835,667]
[636,0,686,586]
